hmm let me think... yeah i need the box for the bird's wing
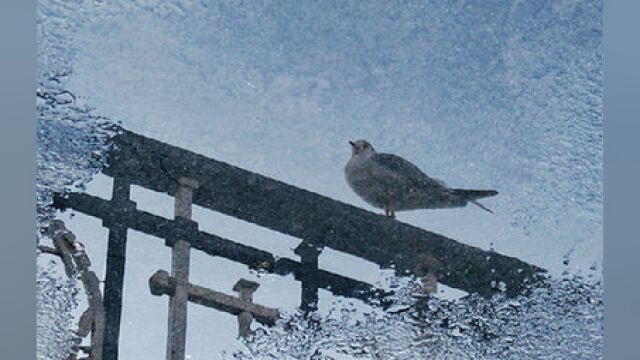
[373,153,447,189]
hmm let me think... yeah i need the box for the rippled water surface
[37,1,602,359]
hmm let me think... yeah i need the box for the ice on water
[37,1,603,359]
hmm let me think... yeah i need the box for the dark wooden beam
[101,178,132,360]
[53,193,391,306]
[100,130,544,297]
[295,242,321,312]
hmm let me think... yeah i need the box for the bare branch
[44,220,105,360]
[37,245,60,255]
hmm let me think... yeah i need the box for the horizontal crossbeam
[100,130,545,297]
[149,270,279,326]
[53,193,391,305]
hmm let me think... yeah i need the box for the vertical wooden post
[294,242,322,312]
[413,255,441,296]
[166,177,199,360]
[232,279,260,338]
[102,177,134,360]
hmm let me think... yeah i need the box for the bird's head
[349,139,376,156]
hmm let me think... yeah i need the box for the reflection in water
[37,0,603,359]
[37,262,80,360]
[239,275,602,359]
[344,138,498,218]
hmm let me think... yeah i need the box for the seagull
[344,140,497,219]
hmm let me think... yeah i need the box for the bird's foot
[384,207,396,219]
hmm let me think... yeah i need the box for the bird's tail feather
[452,189,498,200]
[471,200,494,214]
[451,189,498,214]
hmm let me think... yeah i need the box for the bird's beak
[348,140,355,148]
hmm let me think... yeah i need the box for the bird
[344,139,497,219]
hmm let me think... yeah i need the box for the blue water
[37,1,603,358]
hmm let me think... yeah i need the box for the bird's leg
[384,204,393,217]
[384,204,396,219]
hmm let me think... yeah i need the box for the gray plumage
[344,140,497,218]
